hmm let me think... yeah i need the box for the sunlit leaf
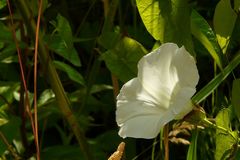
[101,37,147,82]
[215,108,238,160]
[38,89,55,107]
[191,10,224,69]
[213,0,238,53]
[136,0,194,54]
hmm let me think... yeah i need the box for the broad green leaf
[56,15,73,47]
[213,0,238,53]
[101,37,147,82]
[232,79,240,120]
[191,10,224,69]
[136,0,194,55]
[0,116,21,155]
[0,117,8,126]
[45,35,81,66]
[0,81,20,108]
[192,52,240,104]
[0,0,6,9]
[45,15,81,66]
[38,89,55,107]
[98,26,121,50]
[0,22,12,42]
[53,61,85,86]
[187,129,198,160]
[215,108,238,160]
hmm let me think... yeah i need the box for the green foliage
[101,37,147,82]
[53,61,85,86]
[232,79,240,120]
[187,130,198,160]
[213,0,239,53]
[136,0,194,54]
[215,108,238,160]
[191,10,224,69]
[0,0,240,159]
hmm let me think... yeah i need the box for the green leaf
[192,52,240,104]
[136,0,194,54]
[101,37,147,82]
[215,108,238,160]
[232,79,240,120]
[0,116,21,155]
[56,14,73,47]
[98,26,121,50]
[0,0,7,9]
[45,35,81,66]
[213,0,238,53]
[0,81,20,108]
[191,10,224,69]
[45,14,81,66]
[38,89,55,107]
[187,129,198,160]
[0,22,12,42]
[53,61,85,86]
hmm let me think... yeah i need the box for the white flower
[116,43,199,139]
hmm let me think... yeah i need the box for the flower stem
[203,118,237,140]
[164,124,169,160]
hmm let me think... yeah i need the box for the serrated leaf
[53,61,85,86]
[232,79,240,120]
[215,108,238,160]
[101,37,147,82]
[191,10,224,69]
[136,0,194,55]
[213,0,238,53]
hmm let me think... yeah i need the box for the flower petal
[172,46,199,88]
[137,43,180,109]
[116,78,173,138]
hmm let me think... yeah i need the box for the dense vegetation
[1,0,240,159]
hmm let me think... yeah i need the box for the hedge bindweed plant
[113,0,240,159]
[116,43,199,139]
[1,0,240,159]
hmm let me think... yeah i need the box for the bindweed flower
[116,43,199,139]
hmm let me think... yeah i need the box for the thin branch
[33,0,43,159]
